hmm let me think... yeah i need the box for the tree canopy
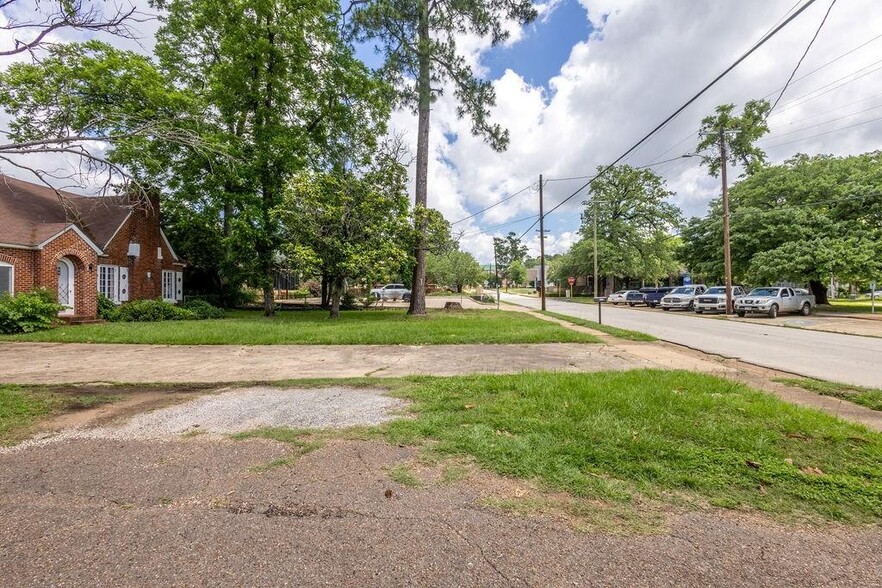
[680,152,882,303]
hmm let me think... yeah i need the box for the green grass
[388,464,423,487]
[231,426,326,471]
[382,370,882,523]
[0,309,600,345]
[0,385,119,445]
[818,299,881,314]
[775,378,882,412]
[540,310,656,342]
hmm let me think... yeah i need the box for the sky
[2,0,882,263]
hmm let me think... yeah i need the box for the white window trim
[97,264,120,303]
[161,269,175,302]
[0,261,13,295]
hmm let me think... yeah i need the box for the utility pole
[493,245,500,310]
[593,199,599,298]
[538,174,546,311]
[720,128,734,315]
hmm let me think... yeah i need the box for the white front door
[57,258,74,314]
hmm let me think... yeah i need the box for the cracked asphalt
[2,437,881,587]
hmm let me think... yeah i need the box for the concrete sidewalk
[0,342,653,384]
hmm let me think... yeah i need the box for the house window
[98,265,119,302]
[0,262,12,295]
[162,270,175,302]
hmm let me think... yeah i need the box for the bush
[0,289,63,334]
[181,299,225,319]
[116,299,197,322]
[302,280,322,297]
[97,293,120,321]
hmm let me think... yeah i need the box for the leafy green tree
[426,249,484,292]
[580,165,682,288]
[697,99,771,177]
[278,159,411,318]
[508,260,526,288]
[493,231,528,289]
[680,152,882,304]
[153,0,389,316]
[0,40,199,202]
[346,0,537,316]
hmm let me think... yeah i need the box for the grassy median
[0,309,601,345]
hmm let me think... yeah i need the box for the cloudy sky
[3,1,881,263]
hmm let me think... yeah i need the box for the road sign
[683,273,692,285]
[568,276,575,286]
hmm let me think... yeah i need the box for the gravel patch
[2,387,406,452]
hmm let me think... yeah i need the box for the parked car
[734,287,815,318]
[660,285,708,311]
[640,287,674,309]
[694,286,746,314]
[624,291,646,307]
[370,283,412,301]
[607,290,630,305]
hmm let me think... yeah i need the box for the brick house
[0,175,185,319]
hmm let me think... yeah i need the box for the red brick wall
[0,247,37,293]
[37,229,99,318]
[101,207,181,300]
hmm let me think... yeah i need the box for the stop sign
[568,276,575,286]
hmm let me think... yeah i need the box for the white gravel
[2,387,407,452]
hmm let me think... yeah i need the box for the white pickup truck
[734,287,815,318]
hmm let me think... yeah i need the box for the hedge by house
[0,289,63,334]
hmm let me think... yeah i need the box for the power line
[459,214,540,239]
[768,0,838,116]
[770,58,882,115]
[760,102,882,142]
[450,182,536,225]
[530,0,820,230]
[763,114,882,149]
[763,32,882,106]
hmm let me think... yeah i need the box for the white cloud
[387,0,882,262]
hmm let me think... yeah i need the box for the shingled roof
[0,175,132,250]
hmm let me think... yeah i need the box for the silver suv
[370,283,412,301]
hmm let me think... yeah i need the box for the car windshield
[705,287,726,295]
[749,288,780,297]
[671,287,694,294]
[614,290,627,294]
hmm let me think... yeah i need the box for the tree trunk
[407,0,431,317]
[262,285,274,317]
[808,279,829,305]
[321,274,330,309]
[329,276,344,319]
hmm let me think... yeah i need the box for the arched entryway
[57,257,75,314]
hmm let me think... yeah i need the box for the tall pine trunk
[407,0,430,316]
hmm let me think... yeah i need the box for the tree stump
[443,301,464,311]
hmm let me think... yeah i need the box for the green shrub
[116,299,197,322]
[181,299,225,319]
[0,289,63,334]
[97,293,120,321]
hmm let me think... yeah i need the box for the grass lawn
[775,377,882,412]
[0,385,119,445]
[540,310,656,342]
[818,299,881,314]
[0,309,601,345]
[380,370,882,523]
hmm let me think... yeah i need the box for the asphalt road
[502,294,882,388]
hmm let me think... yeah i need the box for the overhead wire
[450,181,537,225]
[513,0,819,240]
[768,0,838,116]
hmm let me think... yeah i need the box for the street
[502,294,882,388]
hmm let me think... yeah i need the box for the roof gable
[0,174,132,248]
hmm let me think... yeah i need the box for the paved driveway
[503,294,882,388]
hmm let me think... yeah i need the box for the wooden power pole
[720,128,734,315]
[538,174,546,311]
